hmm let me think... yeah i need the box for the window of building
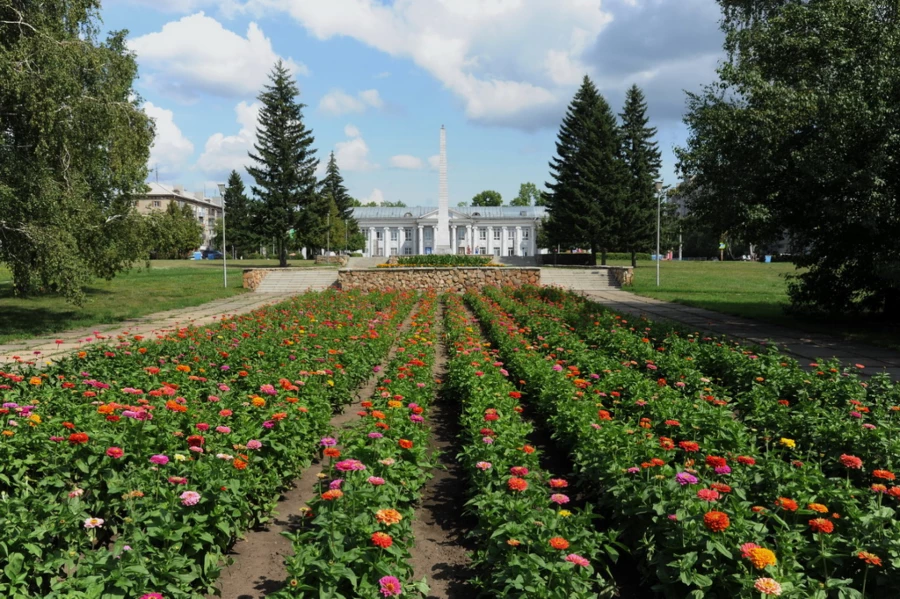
[508,247,514,256]
[404,228,412,241]
[151,200,161,208]
[376,231,383,240]
[404,247,412,255]
[390,229,398,241]
[425,229,433,240]
[523,229,530,240]
[493,229,501,240]
[390,247,398,256]
[479,228,486,241]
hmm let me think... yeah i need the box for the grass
[0,259,319,344]
[612,260,900,350]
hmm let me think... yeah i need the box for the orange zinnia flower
[375,509,403,526]
[858,551,882,567]
[873,469,896,481]
[809,518,834,534]
[703,511,730,532]
[507,477,528,492]
[371,532,392,548]
[549,537,569,550]
[747,548,777,569]
[322,490,343,501]
[233,458,248,470]
[808,503,828,513]
[324,448,341,458]
[774,497,798,511]
[398,439,413,449]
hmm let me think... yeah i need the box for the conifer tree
[222,170,257,257]
[618,85,662,267]
[317,151,360,253]
[544,76,628,265]
[247,61,318,267]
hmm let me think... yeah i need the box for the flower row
[0,290,416,599]
[443,293,620,599]
[278,293,438,598]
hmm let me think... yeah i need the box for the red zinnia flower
[710,482,732,493]
[705,456,727,468]
[68,432,89,445]
[507,477,528,492]
[398,439,413,449]
[809,518,834,534]
[873,469,896,481]
[186,435,205,447]
[372,532,393,548]
[549,537,569,550]
[703,511,730,532]
[774,497,798,511]
[840,454,863,469]
[678,441,700,452]
[737,456,756,466]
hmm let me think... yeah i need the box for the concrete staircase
[540,267,620,291]
[347,257,384,269]
[255,269,339,293]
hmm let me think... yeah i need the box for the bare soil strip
[212,301,421,599]
[410,301,474,599]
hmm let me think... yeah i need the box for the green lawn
[0,259,318,344]
[615,260,900,350]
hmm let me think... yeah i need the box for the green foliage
[617,85,662,265]
[677,0,900,314]
[471,190,503,207]
[380,200,407,207]
[603,252,652,261]
[222,170,259,257]
[144,203,203,259]
[544,76,629,265]
[0,0,155,303]
[316,152,360,252]
[247,61,318,267]
[392,255,494,267]
[510,183,540,207]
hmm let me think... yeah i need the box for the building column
[417,225,424,254]
[451,225,457,254]
[500,226,507,256]
[465,225,472,253]
[382,226,390,257]
[514,226,522,257]
[368,227,376,257]
[486,226,493,256]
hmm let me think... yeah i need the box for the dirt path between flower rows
[212,301,422,599]
[409,301,474,599]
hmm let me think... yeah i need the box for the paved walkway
[0,292,294,369]
[583,290,900,380]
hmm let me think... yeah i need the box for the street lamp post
[655,181,663,287]
[217,184,227,288]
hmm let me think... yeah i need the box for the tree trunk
[631,250,637,268]
[601,248,607,266]
[279,238,287,267]
[589,243,598,266]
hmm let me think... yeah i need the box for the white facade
[352,205,546,258]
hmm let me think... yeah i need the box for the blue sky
[103,0,725,206]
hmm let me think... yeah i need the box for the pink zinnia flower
[180,491,201,506]
[246,440,262,450]
[329,479,344,490]
[697,488,720,502]
[368,432,383,439]
[68,488,84,498]
[168,476,188,485]
[106,447,124,459]
[140,594,164,599]
[565,554,590,567]
[335,459,366,472]
[259,384,277,395]
[510,466,529,476]
[552,364,563,372]
[149,455,169,465]
[378,575,402,597]
[476,461,492,470]
[215,426,231,434]
[550,493,570,505]
[83,517,104,528]
[368,476,386,485]
[196,423,209,431]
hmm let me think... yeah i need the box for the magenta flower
[378,575,402,597]
[627,467,640,474]
[149,455,169,466]
[409,414,424,423]
[259,384,277,395]
[320,437,337,447]
[180,491,201,506]
[246,440,262,450]
[139,594,163,599]
[262,420,275,429]
[565,553,590,567]
[329,479,344,490]
[552,364,563,372]
[368,476,386,486]
[335,459,366,472]
[106,447,124,459]
[550,494,570,505]
[715,466,731,475]
[368,432,383,439]
[675,472,698,486]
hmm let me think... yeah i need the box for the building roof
[140,182,223,208]
[350,205,547,220]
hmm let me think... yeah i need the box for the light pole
[655,181,663,287]
[217,183,227,287]
[326,212,330,254]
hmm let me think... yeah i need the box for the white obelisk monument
[435,125,451,254]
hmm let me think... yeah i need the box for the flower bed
[277,293,438,598]
[467,287,900,598]
[0,290,415,599]
[443,293,619,598]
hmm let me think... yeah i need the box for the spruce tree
[317,151,359,253]
[618,85,662,267]
[247,61,318,267]
[223,170,257,257]
[544,76,628,265]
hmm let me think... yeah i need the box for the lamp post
[217,183,227,288]
[655,181,663,287]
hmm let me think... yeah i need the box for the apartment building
[135,182,223,250]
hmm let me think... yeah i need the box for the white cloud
[390,155,424,170]
[363,189,385,205]
[195,101,260,177]
[144,102,194,178]
[237,0,614,128]
[130,13,308,101]
[115,0,240,14]
[428,155,441,170]
[319,89,384,116]
[334,124,377,172]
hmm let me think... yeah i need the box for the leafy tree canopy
[0,0,154,302]
[677,0,900,314]
[511,183,540,207]
[471,190,503,207]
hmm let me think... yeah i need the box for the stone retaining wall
[339,267,540,292]
[243,269,272,291]
[315,255,349,266]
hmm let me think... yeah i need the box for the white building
[351,126,546,258]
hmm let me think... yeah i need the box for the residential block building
[135,183,224,250]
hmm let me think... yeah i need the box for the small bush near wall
[605,252,652,261]
[387,255,495,267]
